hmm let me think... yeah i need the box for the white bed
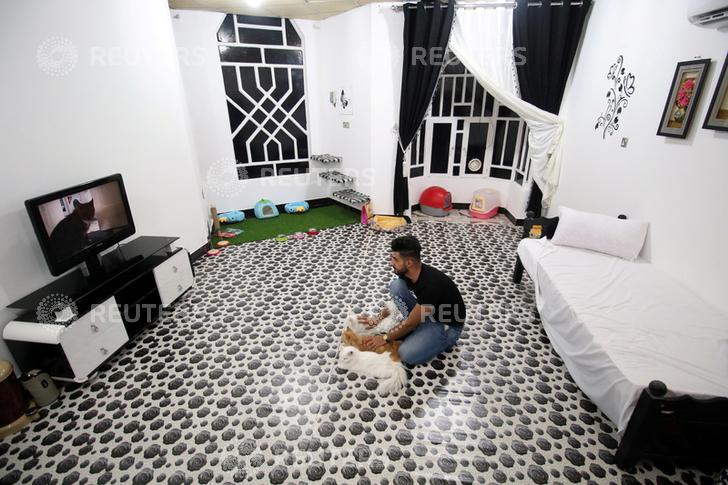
[518,237,728,432]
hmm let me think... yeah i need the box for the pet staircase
[310,154,370,210]
[310,154,342,164]
[318,170,354,185]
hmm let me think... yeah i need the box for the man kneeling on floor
[359,235,466,365]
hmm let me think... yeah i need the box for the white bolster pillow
[551,207,648,260]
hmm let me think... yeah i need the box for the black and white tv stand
[3,236,194,382]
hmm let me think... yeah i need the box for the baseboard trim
[235,197,333,220]
[190,243,208,262]
[499,207,524,226]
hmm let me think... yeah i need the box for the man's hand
[357,307,391,328]
[356,314,377,328]
[362,335,386,351]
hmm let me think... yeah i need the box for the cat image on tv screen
[48,199,95,260]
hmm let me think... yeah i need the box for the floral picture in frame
[657,58,710,138]
[703,52,728,132]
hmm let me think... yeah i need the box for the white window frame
[408,59,531,185]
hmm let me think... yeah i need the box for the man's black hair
[391,235,421,261]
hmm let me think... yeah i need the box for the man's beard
[393,266,407,277]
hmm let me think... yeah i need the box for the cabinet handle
[100,347,108,355]
[172,266,178,273]
[90,324,99,333]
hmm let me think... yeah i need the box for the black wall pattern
[217,15,309,180]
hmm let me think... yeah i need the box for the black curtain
[513,0,591,216]
[393,0,455,215]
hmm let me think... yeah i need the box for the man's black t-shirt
[402,264,466,326]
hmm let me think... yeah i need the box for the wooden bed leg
[512,212,535,284]
[513,257,524,283]
[615,380,667,469]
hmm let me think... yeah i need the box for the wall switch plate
[620,137,628,148]
[342,121,350,129]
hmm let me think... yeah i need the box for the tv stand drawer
[153,249,193,307]
[60,297,128,380]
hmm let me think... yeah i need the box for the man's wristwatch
[382,333,389,342]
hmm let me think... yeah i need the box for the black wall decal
[595,55,636,139]
[217,15,309,180]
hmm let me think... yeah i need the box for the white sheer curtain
[449,7,564,207]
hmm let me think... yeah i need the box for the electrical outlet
[342,121,350,129]
[620,137,628,148]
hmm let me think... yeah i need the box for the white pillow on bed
[551,207,648,261]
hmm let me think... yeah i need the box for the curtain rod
[391,1,585,11]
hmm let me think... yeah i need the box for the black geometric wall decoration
[595,55,636,139]
[217,15,309,179]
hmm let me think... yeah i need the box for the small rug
[212,204,359,245]
[411,209,513,226]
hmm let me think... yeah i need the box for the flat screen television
[25,174,136,277]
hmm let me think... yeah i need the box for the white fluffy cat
[338,346,408,395]
[345,300,403,336]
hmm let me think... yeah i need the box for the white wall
[368,5,404,215]
[302,8,376,201]
[301,4,405,214]
[553,0,728,313]
[0,0,209,368]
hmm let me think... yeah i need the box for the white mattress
[518,238,728,432]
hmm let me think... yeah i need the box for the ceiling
[168,0,391,20]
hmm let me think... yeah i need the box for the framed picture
[657,58,711,138]
[703,53,728,132]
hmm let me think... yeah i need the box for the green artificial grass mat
[212,204,360,245]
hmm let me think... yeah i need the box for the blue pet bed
[254,199,279,219]
[218,210,245,224]
[284,201,309,214]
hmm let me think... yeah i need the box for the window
[409,51,531,185]
[217,15,310,180]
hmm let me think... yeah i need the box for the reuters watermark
[36,36,79,77]
[36,293,78,324]
[411,47,527,67]
[89,46,205,67]
[36,36,206,76]
[206,158,248,198]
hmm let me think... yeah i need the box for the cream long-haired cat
[338,345,408,395]
[338,303,408,395]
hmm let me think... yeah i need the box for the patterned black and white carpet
[0,221,717,485]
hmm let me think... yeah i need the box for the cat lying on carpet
[339,324,408,395]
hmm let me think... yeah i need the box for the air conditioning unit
[688,0,728,31]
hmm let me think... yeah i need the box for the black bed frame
[512,212,728,470]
